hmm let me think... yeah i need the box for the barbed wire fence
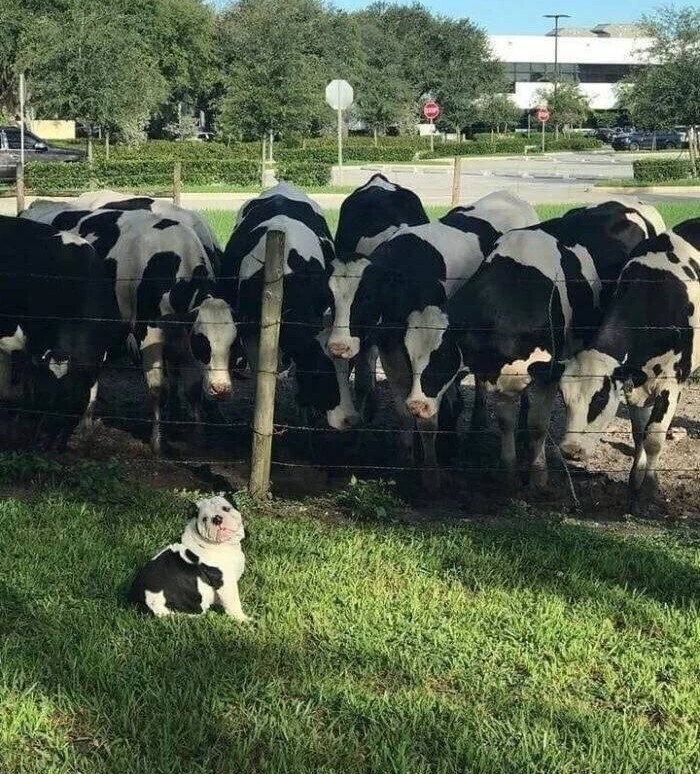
[2,187,700,512]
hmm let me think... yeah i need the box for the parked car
[0,126,86,181]
[595,126,636,144]
[612,129,684,151]
[185,131,216,142]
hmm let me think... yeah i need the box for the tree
[534,83,590,133]
[478,94,522,134]
[433,19,504,136]
[621,7,700,130]
[20,0,166,154]
[216,0,335,141]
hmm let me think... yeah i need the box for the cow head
[327,256,376,361]
[189,297,237,400]
[559,349,623,461]
[404,307,465,420]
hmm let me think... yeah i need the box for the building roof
[547,23,647,38]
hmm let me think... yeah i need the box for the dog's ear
[186,501,199,520]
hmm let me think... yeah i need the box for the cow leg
[140,325,166,454]
[355,344,378,424]
[628,403,653,491]
[181,354,205,446]
[77,379,100,435]
[417,416,440,492]
[494,391,519,486]
[527,381,558,488]
[379,346,415,467]
[0,351,14,400]
[630,388,679,501]
[470,377,488,432]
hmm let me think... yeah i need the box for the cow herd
[0,176,698,505]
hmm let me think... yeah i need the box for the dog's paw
[229,612,252,623]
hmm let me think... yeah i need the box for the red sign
[537,108,551,123]
[423,101,440,121]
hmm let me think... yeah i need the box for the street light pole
[544,13,570,140]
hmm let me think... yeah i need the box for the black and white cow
[0,215,113,445]
[21,204,236,452]
[412,199,666,487]
[327,190,538,480]
[219,182,359,430]
[72,190,223,270]
[335,173,429,257]
[559,218,700,500]
[330,174,429,419]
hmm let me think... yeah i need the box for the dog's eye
[222,506,231,512]
[212,515,223,526]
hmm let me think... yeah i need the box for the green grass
[2,465,700,773]
[202,202,700,247]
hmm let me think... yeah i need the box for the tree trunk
[105,128,110,161]
[87,132,93,164]
[373,126,378,147]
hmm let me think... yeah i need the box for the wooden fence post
[173,162,182,206]
[15,162,25,214]
[451,156,462,207]
[249,230,286,498]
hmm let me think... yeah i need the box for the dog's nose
[212,515,223,526]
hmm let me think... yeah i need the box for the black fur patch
[649,389,670,425]
[668,252,680,264]
[185,549,199,563]
[153,218,179,230]
[587,376,611,423]
[191,332,212,364]
[682,266,695,280]
[653,364,662,376]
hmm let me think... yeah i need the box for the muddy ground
[2,357,700,524]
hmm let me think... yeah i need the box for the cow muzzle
[407,397,438,420]
[327,338,356,360]
[207,380,232,399]
[559,439,589,462]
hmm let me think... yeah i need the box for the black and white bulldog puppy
[129,496,248,620]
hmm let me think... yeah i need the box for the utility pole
[544,13,570,140]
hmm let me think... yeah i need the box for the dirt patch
[2,359,700,525]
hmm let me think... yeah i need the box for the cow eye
[190,332,211,364]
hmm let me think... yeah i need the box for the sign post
[19,72,25,167]
[325,80,354,185]
[423,100,440,154]
[536,107,550,153]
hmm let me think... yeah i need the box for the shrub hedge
[633,159,696,183]
[276,161,332,187]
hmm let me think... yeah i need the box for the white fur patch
[453,190,538,234]
[0,326,26,354]
[237,182,325,227]
[239,215,329,281]
[489,229,574,332]
[358,175,398,193]
[145,590,170,617]
[355,225,402,257]
[328,257,371,356]
[492,347,553,396]
[48,358,69,379]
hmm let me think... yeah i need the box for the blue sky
[332,1,662,34]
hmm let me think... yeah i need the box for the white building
[489,23,652,111]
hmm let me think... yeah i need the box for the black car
[612,130,684,151]
[0,126,86,181]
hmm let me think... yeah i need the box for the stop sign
[423,101,440,121]
[537,107,551,123]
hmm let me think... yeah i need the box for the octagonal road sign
[537,107,551,123]
[326,80,354,111]
[423,101,440,121]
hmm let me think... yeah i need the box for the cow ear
[528,359,565,383]
[612,365,647,391]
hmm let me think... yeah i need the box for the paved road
[1,152,697,215]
